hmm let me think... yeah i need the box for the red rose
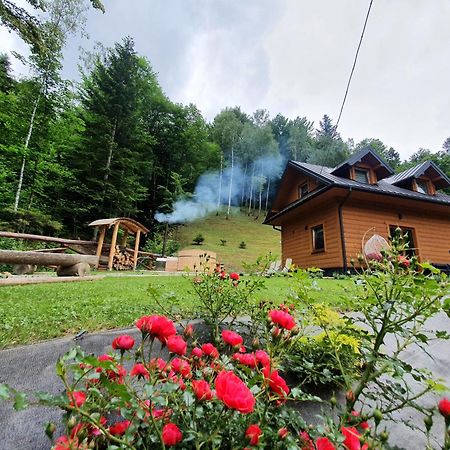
[184,323,194,338]
[316,437,337,450]
[191,347,203,358]
[135,315,176,342]
[262,367,290,397]
[201,343,219,358]
[69,422,86,439]
[54,435,79,450]
[245,424,262,445]
[171,358,191,378]
[233,352,257,368]
[222,329,243,347]
[230,272,240,281]
[255,350,270,367]
[397,254,410,267]
[438,397,450,418]
[112,334,135,351]
[192,379,214,401]
[269,309,296,330]
[167,335,187,355]
[350,410,369,430]
[299,431,314,450]
[215,370,255,414]
[220,271,227,279]
[150,357,167,372]
[162,423,183,446]
[130,363,149,379]
[341,426,367,450]
[278,427,289,439]
[109,420,130,436]
[68,391,86,407]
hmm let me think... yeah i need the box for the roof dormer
[386,161,450,196]
[331,148,394,184]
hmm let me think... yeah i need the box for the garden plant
[1,230,450,449]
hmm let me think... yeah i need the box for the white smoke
[155,153,284,224]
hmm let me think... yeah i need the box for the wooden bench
[0,250,99,276]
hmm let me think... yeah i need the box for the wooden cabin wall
[271,169,320,211]
[342,198,450,266]
[280,200,342,269]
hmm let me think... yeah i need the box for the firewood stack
[112,245,134,270]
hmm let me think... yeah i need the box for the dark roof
[331,147,394,179]
[264,159,450,224]
[384,160,450,189]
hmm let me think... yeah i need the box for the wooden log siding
[271,168,320,211]
[281,201,343,269]
[342,198,450,266]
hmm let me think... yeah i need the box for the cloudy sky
[1,0,450,160]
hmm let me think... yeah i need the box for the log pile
[112,246,134,270]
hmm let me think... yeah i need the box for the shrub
[192,233,204,245]
[285,305,361,389]
[219,239,226,246]
[239,241,246,249]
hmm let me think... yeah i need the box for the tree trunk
[240,162,247,207]
[57,262,91,277]
[248,165,255,214]
[226,146,234,219]
[265,177,271,212]
[0,249,98,266]
[104,117,118,182]
[217,151,223,214]
[14,91,41,212]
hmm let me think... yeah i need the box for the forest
[1,0,450,241]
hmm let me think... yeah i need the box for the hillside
[175,209,281,272]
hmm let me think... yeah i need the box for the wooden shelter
[88,218,149,270]
[264,148,450,273]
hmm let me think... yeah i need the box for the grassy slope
[175,209,281,272]
[0,275,354,348]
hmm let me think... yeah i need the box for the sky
[1,0,450,160]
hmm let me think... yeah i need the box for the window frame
[298,183,309,198]
[311,224,325,253]
[416,179,429,194]
[354,168,370,184]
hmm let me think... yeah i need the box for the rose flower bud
[112,334,135,351]
[438,397,450,418]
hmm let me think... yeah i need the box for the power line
[335,0,374,130]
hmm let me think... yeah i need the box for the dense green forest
[1,0,450,241]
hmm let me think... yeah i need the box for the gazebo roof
[88,217,149,234]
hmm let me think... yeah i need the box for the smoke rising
[154,153,285,224]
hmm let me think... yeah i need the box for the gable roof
[264,158,450,224]
[384,160,450,189]
[331,147,394,179]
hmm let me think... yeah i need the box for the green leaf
[13,392,28,411]
[182,391,195,407]
[0,384,10,400]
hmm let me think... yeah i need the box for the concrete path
[0,314,449,450]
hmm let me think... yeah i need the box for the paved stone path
[0,314,449,450]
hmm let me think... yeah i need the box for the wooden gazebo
[88,218,149,270]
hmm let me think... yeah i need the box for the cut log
[13,264,37,275]
[0,231,95,246]
[0,250,98,267]
[57,262,91,277]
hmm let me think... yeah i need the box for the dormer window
[355,168,370,184]
[416,179,429,194]
[298,183,309,198]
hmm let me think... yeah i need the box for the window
[389,226,416,257]
[416,179,429,194]
[298,183,309,198]
[355,168,369,184]
[312,224,325,252]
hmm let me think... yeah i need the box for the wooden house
[264,148,450,272]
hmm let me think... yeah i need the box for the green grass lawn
[0,274,354,349]
[175,208,281,272]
